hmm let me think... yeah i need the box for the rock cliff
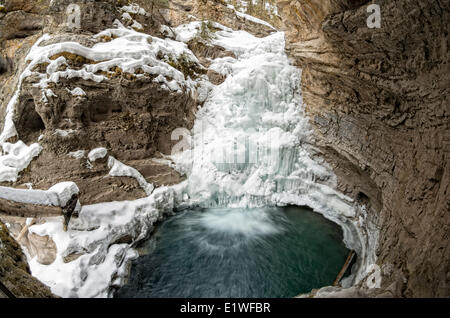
[277,0,449,297]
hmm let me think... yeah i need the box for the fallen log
[0,198,62,218]
[333,250,356,286]
[0,182,80,231]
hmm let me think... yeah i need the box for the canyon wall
[277,0,449,297]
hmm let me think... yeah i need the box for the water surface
[115,206,349,298]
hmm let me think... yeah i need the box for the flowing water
[115,206,349,298]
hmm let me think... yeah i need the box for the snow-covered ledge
[0,182,81,230]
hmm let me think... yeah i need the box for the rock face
[0,0,195,198]
[0,222,54,297]
[277,0,449,297]
[165,0,279,37]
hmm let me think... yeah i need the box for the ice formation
[170,26,379,286]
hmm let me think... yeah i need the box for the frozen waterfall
[171,28,378,287]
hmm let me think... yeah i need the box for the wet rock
[187,37,236,67]
[207,69,225,85]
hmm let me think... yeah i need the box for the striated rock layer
[277,0,449,297]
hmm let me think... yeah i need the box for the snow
[48,182,80,207]
[234,10,276,30]
[160,25,175,38]
[174,22,203,43]
[107,156,154,195]
[10,25,204,116]
[120,4,149,17]
[45,89,57,98]
[174,21,231,43]
[131,20,144,31]
[0,141,42,182]
[68,150,85,159]
[0,181,79,207]
[0,34,50,144]
[68,87,86,97]
[27,186,175,297]
[54,129,75,137]
[87,147,107,162]
[24,182,33,189]
[122,12,133,21]
[225,2,276,30]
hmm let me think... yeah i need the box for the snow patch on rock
[68,87,86,97]
[0,141,42,182]
[88,148,107,162]
[107,156,154,195]
[68,150,86,159]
